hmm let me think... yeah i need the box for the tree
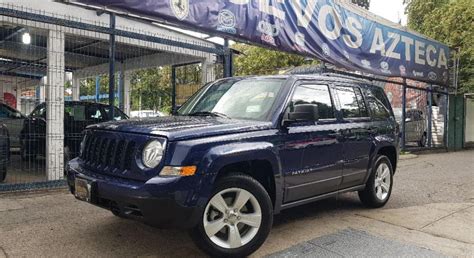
[233,44,318,76]
[131,67,171,113]
[405,0,474,93]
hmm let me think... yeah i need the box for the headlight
[142,140,164,168]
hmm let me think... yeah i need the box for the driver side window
[289,84,335,120]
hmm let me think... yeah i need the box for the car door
[404,110,416,142]
[332,85,372,189]
[283,83,343,203]
[0,104,25,148]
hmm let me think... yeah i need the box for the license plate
[75,178,92,202]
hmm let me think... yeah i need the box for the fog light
[160,166,197,177]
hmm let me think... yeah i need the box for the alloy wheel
[203,187,262,249]
[374,163,391,201]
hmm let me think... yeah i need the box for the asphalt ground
[0,150,473,257]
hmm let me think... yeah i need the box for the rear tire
[0,163,6,182]
[359,155,393,208]
[20,146,36,162]
[418,133,427,147]
[190,173,273,257]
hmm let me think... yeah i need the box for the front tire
[190,173,273,257]
[359,155,393,208]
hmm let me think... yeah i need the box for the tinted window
[65,105,86,121]
[178,78,284,121]
[0,105,12,118]
[368,97,390,119]
[290,84,334,119]
[366,86,392,113]
[334,86,368,118]
[103,106,128,121]
[30,105,46,118]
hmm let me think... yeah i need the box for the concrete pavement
[0,150,473,257]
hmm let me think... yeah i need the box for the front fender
[197,141,284,213]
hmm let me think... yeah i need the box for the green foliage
[131,67,171,113]
[233,43,318,76]
[405,0,474,93]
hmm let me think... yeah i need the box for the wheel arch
[376,145,398,174]
[201,142,283,213]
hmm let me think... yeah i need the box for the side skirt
[280,184,366,210]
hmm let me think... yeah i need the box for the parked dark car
[67,74,399,257]
[0,103,26,148]
[0,124,9,182]
[20,101,128,161]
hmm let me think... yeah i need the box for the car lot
[0,150,473,257]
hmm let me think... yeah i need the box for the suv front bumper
[66,159,204,229]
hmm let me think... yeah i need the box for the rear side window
[367,98,391,119]
[334,86,368,118]
[363,85,393,120]
[366,86,392,113]
[290,84,335,120]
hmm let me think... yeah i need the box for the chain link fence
[0,2,221,191]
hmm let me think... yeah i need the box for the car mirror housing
[283,104,319,127]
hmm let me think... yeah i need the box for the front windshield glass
[178,78,285,121]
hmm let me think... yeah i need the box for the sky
[369,0,408,25]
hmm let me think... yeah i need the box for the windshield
[178,78,285,121]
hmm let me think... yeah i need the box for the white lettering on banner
[343,16,363,48]
[426,45,437,67]
[293,0,318,28]
[438,48,448,69]
[370,28,386,56]
[230,0,285,20]
[318,5,343,40]
[228,0,449,74]
[415,40,426,65]
[386,32,401,60]
[259,0,286,20]
[401,36,414,61]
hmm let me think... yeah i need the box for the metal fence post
[427,85,433,147]
[223,38,232,78]
[95,76,100,102]
[109,12,116,115]
[401,81,407,151]
[444,88,449,147]
[171,65,177,113]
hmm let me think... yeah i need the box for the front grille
[81,133,137,172]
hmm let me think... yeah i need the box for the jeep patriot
[67,74,399,257]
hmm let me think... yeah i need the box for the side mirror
[283,104,319,127]
[172,105,182,116]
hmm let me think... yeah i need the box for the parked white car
[130,110,166,118]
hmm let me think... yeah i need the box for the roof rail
[285,65,372,84]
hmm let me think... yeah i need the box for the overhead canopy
[73,0,451,85]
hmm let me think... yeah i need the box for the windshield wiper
[188,111,230,119]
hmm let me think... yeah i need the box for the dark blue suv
[67,74,399,257]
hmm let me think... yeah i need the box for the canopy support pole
[108,12,116,116]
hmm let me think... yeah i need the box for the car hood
[87,116,273,141]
